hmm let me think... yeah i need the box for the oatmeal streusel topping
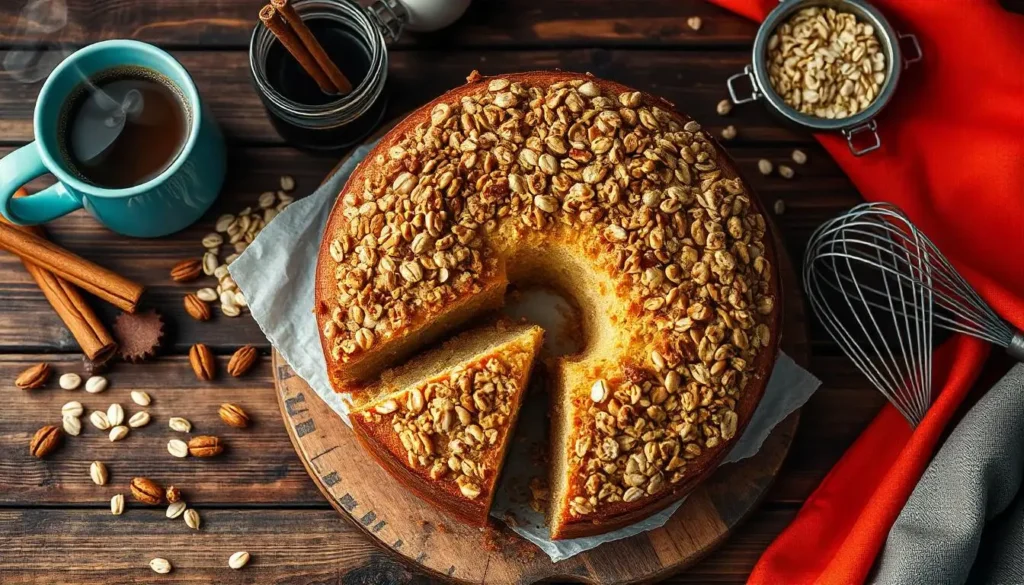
[326,73,775,518]
[360,350,529,500]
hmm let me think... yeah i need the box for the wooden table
[3,1,1015,583]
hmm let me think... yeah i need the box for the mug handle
[0,143,84,225]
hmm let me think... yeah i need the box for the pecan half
[219,403,250,428]
[188,435,224,457]
[29,425,62,458]
[189,344,215,381]
[130,477,164,505]
[16,363,51,389]
[184,294,211,321]
[226,345,257,377]
[170,259,203,283]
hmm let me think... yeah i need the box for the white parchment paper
[230,144,822,562]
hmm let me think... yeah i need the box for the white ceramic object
[399,0,471,32]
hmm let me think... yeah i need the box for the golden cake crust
[315,70,781,539]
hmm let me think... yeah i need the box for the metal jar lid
[727,0,922,156]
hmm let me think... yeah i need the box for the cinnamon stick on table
[0,217,144,314]
[271,0,353,94]
[259,5,339,95]
[1,189,117,360]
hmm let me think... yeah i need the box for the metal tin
[249,0,406,150]
[727,0,921,156]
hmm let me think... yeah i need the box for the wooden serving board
[272,121,809,584]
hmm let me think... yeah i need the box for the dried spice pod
[184,294,211,321]
[219,403,250,428]
[189,344,215,381]
[29,425,62,458]
[113,309,165,363]
[130,477,164,504]
[16,363,51,389]
[188,435,224,457]
[226,345,257,377]
[169,258,203,282]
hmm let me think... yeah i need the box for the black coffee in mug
[57,66,191,189]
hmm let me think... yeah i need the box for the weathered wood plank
[0,143,857,354]
[0,355,322,505]
[0,49,814,145]
[0,352,879,508]
[0,0,756,48]
[0,506,798,584]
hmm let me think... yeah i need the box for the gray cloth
[872,363,1024,585]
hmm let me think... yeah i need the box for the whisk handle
[1009,332,1024,362]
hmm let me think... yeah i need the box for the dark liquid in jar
[263,19,386,150]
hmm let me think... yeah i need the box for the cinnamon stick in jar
[0,215,144,314]
[271,0,353,94]
[2,189,117,360]
[259,5,338,95]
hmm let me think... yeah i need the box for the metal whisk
[804,202,1024,426]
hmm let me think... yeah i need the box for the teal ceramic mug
[0,40,225,237]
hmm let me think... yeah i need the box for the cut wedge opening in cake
[351,321,544,526]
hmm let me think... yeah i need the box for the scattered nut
[226,345,257,377]
[108,425,129,442]
[219,403,250,428]
[778,164,795,179]
[716,99,732,116]
[29,425,61,458]
[184,508,201,530]
[229,551,250,570]
[58,372,82,390]
[16,363,50,389]
[166,501,187,519]
[89,411,111,431]
[170,258,203,282]
[792,149,808,164]
[84,375,108,394]
[128,411,151,428]
[62,415,81,436]
[110,493,124,515]
[165,486,182,503]
[61,401,83,418]
[167,439,189,458]
[687,16,702,31]
[169,417,192,433]
[189,343,215,381]
[130,390,151,406]
[188,435,224,457]
[149,558,172,574]
[720,125,737,140]
[196,287,218,302]
[130,477,163,504]
[773,199,787,215]
[107,403,124,427]
[90,461,108,486]
[280,175,295,192]
[184,294,211,321]
[757,159,773,175]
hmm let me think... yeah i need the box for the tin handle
[727,65,761,105]
[898,32,923,68]
[843,120,881,156]
[367,0,407,42]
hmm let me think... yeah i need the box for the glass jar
[249,0,405,150]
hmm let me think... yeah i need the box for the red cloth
[703,0,1024,583]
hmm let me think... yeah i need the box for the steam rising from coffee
[5,0,154,165]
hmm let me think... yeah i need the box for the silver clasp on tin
[726,0,923,157]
